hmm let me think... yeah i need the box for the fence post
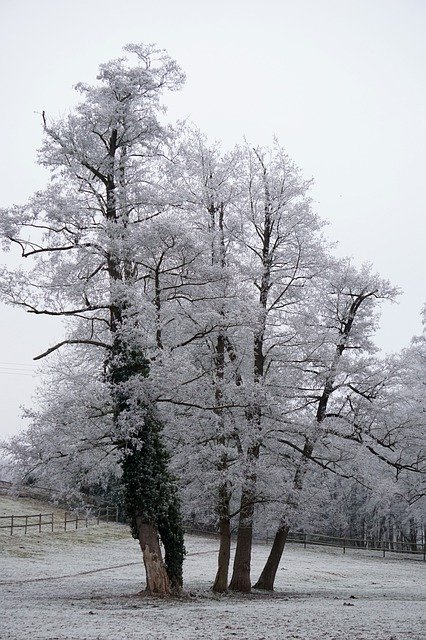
[343,538,346,554]
[10,515,14,536]
[106,506,109,523]
[382,540,386,558]
[39,514,42,533]
[24,515,28,535]
[304,532,307,549]
[51,513,54,532]
[75,512,78,530]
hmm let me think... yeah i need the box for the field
[0,495,425,639]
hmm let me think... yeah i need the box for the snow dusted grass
[0,494,64,518]
[0,503,424,639]
[0,494,127,558]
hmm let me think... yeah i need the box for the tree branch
[34,339,111,360]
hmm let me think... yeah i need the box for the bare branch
[34,339,111,360]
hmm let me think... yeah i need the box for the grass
[0,492,129,558]
[0,493,64,518]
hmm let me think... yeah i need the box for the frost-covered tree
[4,344,117,500]
[151,130,250,592]
[222,143,325,592]
[0,44,187,595]
[253,262,424,590]
[2,42,423,601]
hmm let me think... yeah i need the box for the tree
[225,143,324,592]
[253,261,422,590]
[2,43,423,600]
[171,132,239,592]
[2,344,118,501]
[0,44,186,594]
[154,129,248,592]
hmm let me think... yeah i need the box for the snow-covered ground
[0,524,424,639]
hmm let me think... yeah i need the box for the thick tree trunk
[212,513,231,592]
[158,499,185,594]
[211,325,231,593]
[136,517,170,595]
[229,522,252,592]
[254,438,313,591]
[229,484,255,593]
[253,524,290,590]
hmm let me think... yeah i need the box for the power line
[0,362,36,369]
[0,371,35,377]
[0,363,36,377]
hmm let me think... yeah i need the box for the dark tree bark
[253,524,290,591]
[211,329,232,593]
[228,505,253,592]
[228,448,259,593]
[120,408,185,594]
[207,198,235,593]
[212,486,231,593]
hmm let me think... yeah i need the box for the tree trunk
[254,438,313,591]
[253,524,289,590]
[212,513,231,592]
[211,324,231,593]
[409,517,417,552]
[136,517,171,595]
[388,516,394,551]
[229,484,255,593]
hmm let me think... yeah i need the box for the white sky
[0,0,425,439]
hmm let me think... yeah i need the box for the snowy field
[1,523,425,640]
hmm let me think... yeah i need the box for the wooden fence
[0,512,54,535]
[3,511,424,560]
[1,505,119,536]
[64,506,119,531]
[283,531,426,560]
[184,526,426,561]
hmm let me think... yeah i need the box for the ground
[0,497,424,639]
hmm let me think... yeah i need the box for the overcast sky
[1,0,425,439]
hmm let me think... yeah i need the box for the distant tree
[3,344,117,500]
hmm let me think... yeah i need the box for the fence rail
[184,526,426,561]
[3,511,424,561]
[1,505,119,536]
[0,513,54,535]
[64,506,119,531]
[284,531,426,560]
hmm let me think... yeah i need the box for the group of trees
[1,44,424,595]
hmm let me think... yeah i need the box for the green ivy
[108,335,185,588]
